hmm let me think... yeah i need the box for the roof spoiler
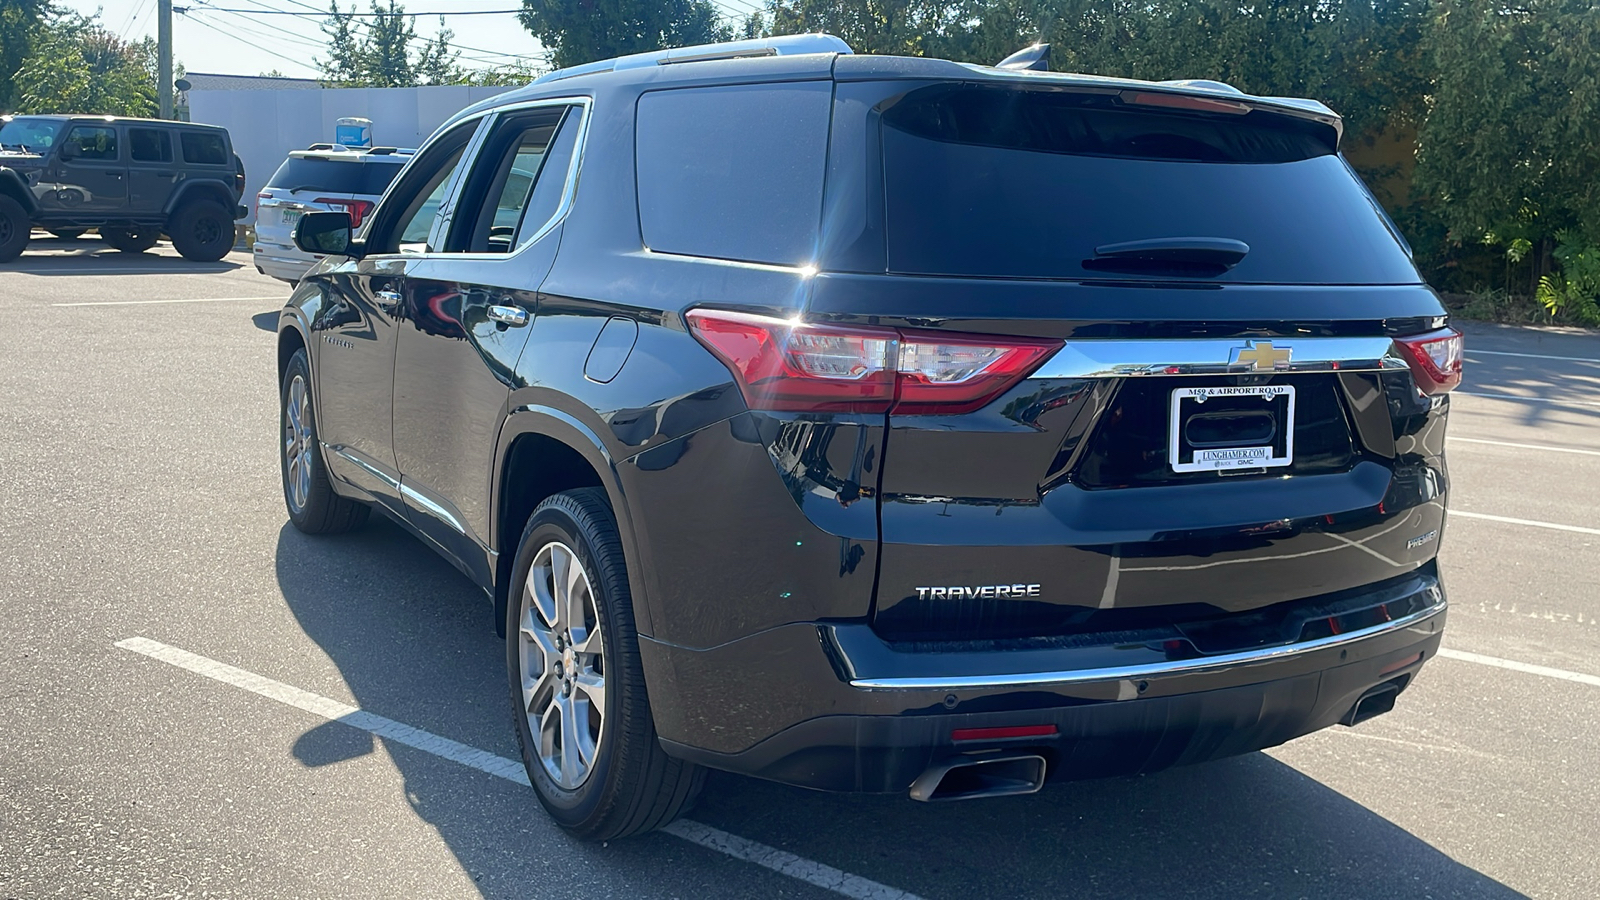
[530,33,852,86]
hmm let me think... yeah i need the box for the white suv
[252,144,412,283]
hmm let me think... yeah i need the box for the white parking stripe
[1454,390,1600,408]
[1450,510,1600,536]
[1439,648,1600,689]
[53,295,284,307]
[1448,437,1600,457]
[1468,348,1600,364]
[114,636,925,900]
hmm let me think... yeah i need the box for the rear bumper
[644,572,1446,793]
[252,242,317,283]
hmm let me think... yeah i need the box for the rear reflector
[1393,327,1463,395]
[951,724,1059,742]
[686,309,1061,415]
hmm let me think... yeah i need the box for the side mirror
[293,211,359,256]
[59,142,79,160]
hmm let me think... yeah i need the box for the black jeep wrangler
[0,114,247,263]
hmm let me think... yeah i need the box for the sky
[62,0,765,81]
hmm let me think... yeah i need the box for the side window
[635,83,831,265]
[63,126,118,161]
[180,131,228,165]
[129,128,172,163]
[367,119,480,255]
[444,105,582,255]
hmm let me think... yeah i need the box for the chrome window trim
[1029,336,1408,380]
[421,96,593,261]
[849,595,1445,691]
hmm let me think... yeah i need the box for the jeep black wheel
[101,226,159,253]
[508,488,704,841]
[0,195,29,263]
[169,201,233,262]
[49,228,86,240]
[281,348,369,534]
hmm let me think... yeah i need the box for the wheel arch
[491,407,651,639]
[0,168,39,215]
[164,180,236,219]
[277,319,308,385]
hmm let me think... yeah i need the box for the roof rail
[530,33,851,86]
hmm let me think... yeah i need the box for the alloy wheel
[519,541,607,790]
[283,375,312,512]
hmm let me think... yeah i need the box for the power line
[175,5,524,15]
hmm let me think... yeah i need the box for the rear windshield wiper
[1083,237,1249,275]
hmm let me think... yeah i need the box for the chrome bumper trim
[849,597,1446,691]
[1030,336,1409,379]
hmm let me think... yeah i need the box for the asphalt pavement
[2,234,1597,899]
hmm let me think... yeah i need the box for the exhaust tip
[909,753,1047,802]
[1340,678,1405,727]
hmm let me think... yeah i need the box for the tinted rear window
[636,82,831,266]
[881,86,1418,285]
[266,156,403,196]
[180,131,228,165]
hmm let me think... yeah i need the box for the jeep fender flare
[163,180,237,219]
[0,168,40,216]
[491,405,654,637]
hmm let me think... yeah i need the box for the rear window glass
[266,156,403,196]
[636,82,831,266]
[180,131,228,165]
[881,86,1419,285]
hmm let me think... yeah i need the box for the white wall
[188,83,517,223]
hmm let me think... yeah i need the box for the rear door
[126,126,177,211]
[817,77,1451,643]
[391,100,587,584]
[310,120,480,514]
[49,123,125,213]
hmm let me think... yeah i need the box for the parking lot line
[1454,390,1600,408]
[1447,436,1600,457]
[53,296,285,307]
[113,636,924,900]
[1438,648,1600,689]
[1467,348,1600,364]
[1450,510,1600,536]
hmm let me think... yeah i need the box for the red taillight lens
[314,198,374,228]
[255,191,270,222]
[1394,327,1463,395]
[686,309,1062,415]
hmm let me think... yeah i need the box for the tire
[280,348,369,534]
[507,488,704,841]
[169,200,233,262]
[0,194,29,263]
[49,228,86,240]
[101,226,159,253]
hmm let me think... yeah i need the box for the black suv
[0,114,246,262]
[276,35,1461,841]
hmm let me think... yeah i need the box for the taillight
[255,191,269,222]
[686,309,1062,415]
[314,198,374,228]
[1394,327,1464,395]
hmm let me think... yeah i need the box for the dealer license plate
[1168,385,1296,473]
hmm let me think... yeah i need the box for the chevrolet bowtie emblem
[1230,341,1292,371]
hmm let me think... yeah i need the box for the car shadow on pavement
[4,235,242,275]
[273,518,1527,900]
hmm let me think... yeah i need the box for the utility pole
[158,0,173,119]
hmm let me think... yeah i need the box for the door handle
[375,289,402,307]
[104,171,124,176]
[487,305,529,327]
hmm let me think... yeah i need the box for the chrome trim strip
[1030,336,1407,380]
[329,445,399,490]
[848,597,1445,691]
[399,481,469,536]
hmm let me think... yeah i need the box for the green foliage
[11,12,157,117]
[0,0,55,113]
[517,0,731,69]
[1536,232,1600,326]
[320,1,462,87]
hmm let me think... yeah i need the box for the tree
[11,12,157,116]
[319,1,461,87]
[0,0,55,112]
[517,0,732,70]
